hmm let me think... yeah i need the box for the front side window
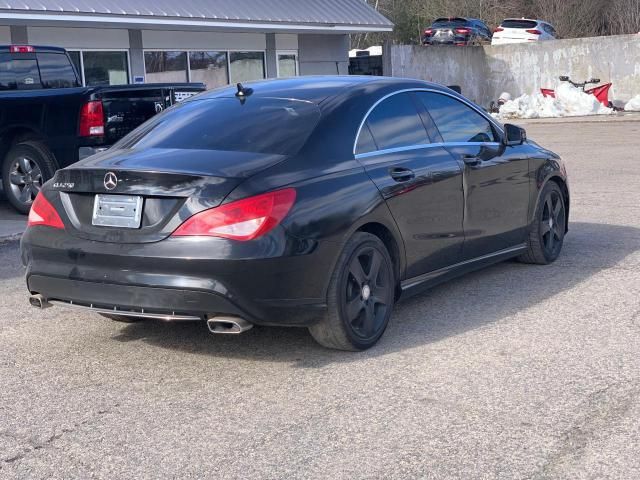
[36,53,79,88]
[362,92,429,152]
[229,52,265,84]
[119,98,320,156]
[83,51,129,86]
[189,51,228,89]
[416,92,497,143]
[144,51,188,83]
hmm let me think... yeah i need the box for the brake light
[494,27,504,33]
[172,188,296,241]
[79,100,105,137]
[424,29,433,35]
[526,29,542,35]
[28,194,64,229]
[9,45,35,53]
[455,28,471,34]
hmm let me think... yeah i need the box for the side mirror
[504,124,526,146]
[591,78,600,83]
[559,75,569,81]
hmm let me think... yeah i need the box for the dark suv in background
[422,17,492,46]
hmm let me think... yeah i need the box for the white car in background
[492,19,558,45]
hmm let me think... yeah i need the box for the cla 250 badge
[52,182,75,189]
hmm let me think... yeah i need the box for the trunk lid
[50,147,285,243]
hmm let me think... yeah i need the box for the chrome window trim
[352,88,504,156]
[354,141,502,160]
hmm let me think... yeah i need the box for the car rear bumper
[21,226,335,327]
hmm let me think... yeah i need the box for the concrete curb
[0,233,22,245]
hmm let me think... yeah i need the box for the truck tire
[2,140,57,214]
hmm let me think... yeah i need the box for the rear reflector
[10,45,35,53]
[28,194,64,229]
[172,188,297,241]
[526,29,542,35]
[79,100,105,137]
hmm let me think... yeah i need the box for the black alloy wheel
[309,232,395,351]
[343,245,392,341]
[519,181,566,264]
[540,188,566,259]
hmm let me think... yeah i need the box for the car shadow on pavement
[111,221,639,367]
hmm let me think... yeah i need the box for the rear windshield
[0,54,42,90]
[118,97,321,156]
[432,18,468,28]
[501,20,538,29]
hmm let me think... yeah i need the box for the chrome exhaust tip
[206,316,253,334]
[29,294,52,309]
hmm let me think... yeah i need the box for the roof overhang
[0,12,394,34]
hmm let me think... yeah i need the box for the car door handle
[389,167,415,182]
[461,155,481,166]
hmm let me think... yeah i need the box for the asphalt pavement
[1,117,639,479]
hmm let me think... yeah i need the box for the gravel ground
[1,117,639,479]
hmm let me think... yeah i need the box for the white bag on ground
[624,95,640,111]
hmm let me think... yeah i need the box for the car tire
[309,232,395,351]
[2,140,57,214]
[518,181,567,265]
[99,313,144,323]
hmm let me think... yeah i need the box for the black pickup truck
[0,45,206,213]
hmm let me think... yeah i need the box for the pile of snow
[496,83,613,119]
[624,95,640,111]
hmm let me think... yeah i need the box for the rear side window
[501,19,538,29]
[416,92,497,143]
[362,93,429,152]
[356,123,377,154]
[36,53,79,88]
[120,97,321,156]
[0,54,42,90]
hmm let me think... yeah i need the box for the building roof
[0,0,394,33]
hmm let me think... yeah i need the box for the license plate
[92,194,143,228]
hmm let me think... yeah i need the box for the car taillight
[28,194,64,230]
[9,45,35,53]
[79,100,105,137]
[494,27,504,33]
[526,29,542,35]
[172,188,296,241]
[455,28,471,34]
[424,29,433,35]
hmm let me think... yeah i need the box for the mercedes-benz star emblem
[104,172,118,190]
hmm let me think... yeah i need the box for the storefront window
[144,51,188,83]
[83,51,129,86]
[189,51,228,89]
[277,53,298,77]
[229,51,265,84]
[68,51,82,81]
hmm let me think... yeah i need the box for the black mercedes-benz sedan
[21,76,569,351]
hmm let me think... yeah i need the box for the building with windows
[0,0,392,89]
